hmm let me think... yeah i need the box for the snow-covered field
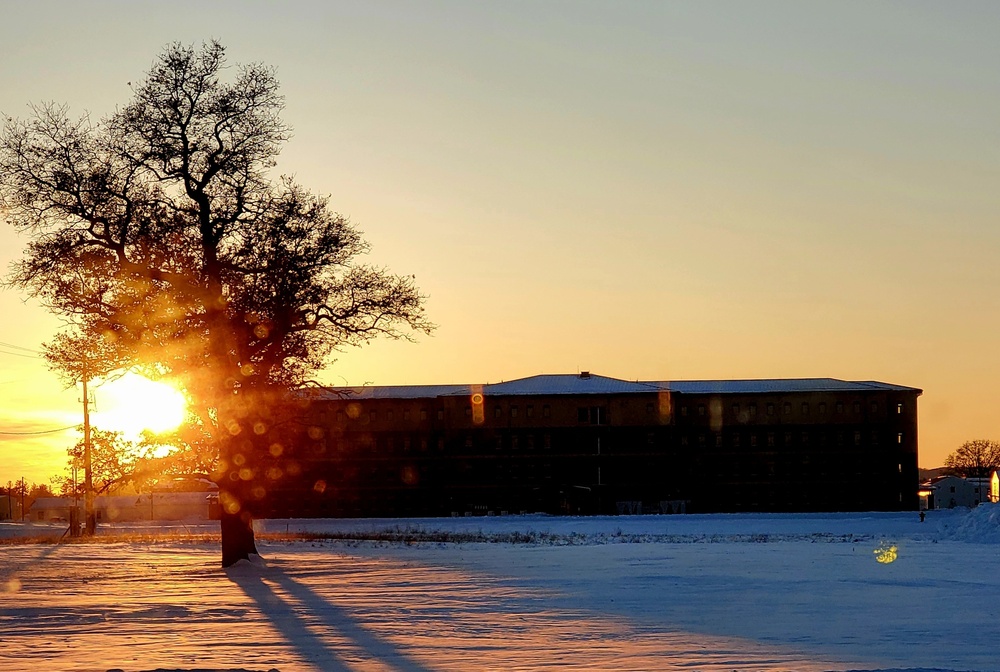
[2,507,999,672]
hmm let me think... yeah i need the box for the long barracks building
[264,373,921,517]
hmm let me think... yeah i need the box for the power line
[0,341,41,354]
[0,349,40,359]
[0,425,76,436]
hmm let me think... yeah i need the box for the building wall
[927,476,990,509]
[260,381,921,517]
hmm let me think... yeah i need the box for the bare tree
[0,41,432,565]
[944,440,1000,480]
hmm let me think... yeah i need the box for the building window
[766,403,774,416]
[897,433,903,444]
[818,402,826,415]
[853,402,861,414]
[526,405,534,418]
[870,402,878,413]
[543,405,551,418]
[801,403,809,416]
[732,433,741,448]
[337,410,345,422]
[767,433,775,447]
[647,432,655,445]
[681,436,689,447]
[420,409,428,421]
[420,439,428,451]
[731,403,740,416]
[749,404,757,418]
[836,402,843,414]
[801,432,809,445]
[578,406,607,424]
[495,407,502,419]
[750,434,758,447]
[854,431,862,446]
[511,436,519,450]
[783,402,791,415]
[464,436,473,448]
[437,409,444,420]
[871,432,879,446]
[465,407,472,417]
[369,411,377,422]
[511,406,518,418]
[403,437,411,451]
[697,405,706,417]
[403,410,410,421]
[681,406,688,417]
[697,434,706,447]
[386,410,394,421]
[715,434,723,448]
[527,434,535,449]
[897,403,903,414]
[784,432,792,445]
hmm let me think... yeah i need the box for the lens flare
[90,373,187,438]
[873,541,898,564]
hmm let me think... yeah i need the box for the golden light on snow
[874,542,898,564]
[91,373,187,438]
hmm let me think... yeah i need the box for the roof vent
[580,371,591,379]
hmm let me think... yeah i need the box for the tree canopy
[0,41,433,563]
[944,439,1000,479]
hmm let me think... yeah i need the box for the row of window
[679,431,905,448]
[327,433,560,453]
[336,400,906,425]
[679,401,904,419]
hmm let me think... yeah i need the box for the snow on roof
[649,378,922,395]
[481,374,662,396]
[303,374,921,401]
[302,384,471,400]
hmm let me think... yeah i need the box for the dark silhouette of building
[262,373,920,517]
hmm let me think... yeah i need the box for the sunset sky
[2,1,999,484]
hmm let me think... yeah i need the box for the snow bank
[936,501,1000,542]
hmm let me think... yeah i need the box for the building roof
[304,373,921,401]
[649,378,922,395]
[302,384,470,400]
[480,373,662,396]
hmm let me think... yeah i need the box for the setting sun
[90,373,187,438]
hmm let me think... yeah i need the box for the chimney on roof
[580,371,591,379]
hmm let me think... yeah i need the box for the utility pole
[82,357,96,535]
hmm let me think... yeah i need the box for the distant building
[29,491,216,523]
[919,474,997,510]
[257,373,921,517]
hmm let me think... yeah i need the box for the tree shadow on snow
[227,559,432,672]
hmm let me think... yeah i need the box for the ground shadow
[0,541,63,585]
[227,559,433,672]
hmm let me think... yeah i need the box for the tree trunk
[220,507,259,568]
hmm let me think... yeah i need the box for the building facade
[259,373,921,517]
[919,475,996,510]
